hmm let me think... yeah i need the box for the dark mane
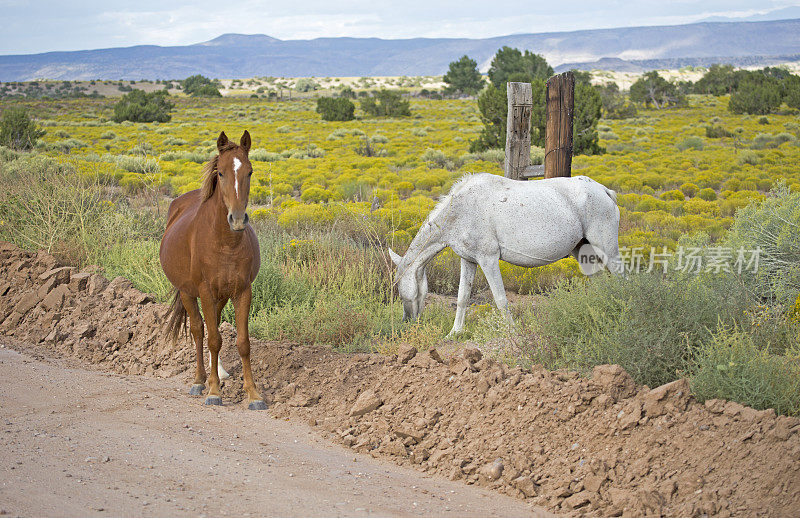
[200,141,240,201]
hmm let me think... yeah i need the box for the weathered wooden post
[504,82,533,180]
[544,71,575,179]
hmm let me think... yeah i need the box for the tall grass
[692,325,800,415]
[724,183,800,305]
[523,271,752,387]
[0,153,108,263]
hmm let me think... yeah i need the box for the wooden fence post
[504,82,533,180]
[544,71,575,179]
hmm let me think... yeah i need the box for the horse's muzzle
[228,212,249,231]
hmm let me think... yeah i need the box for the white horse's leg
[604,248,625,276]
[209,351,230,380]
[446,258,477,338]
[478,258,513,324]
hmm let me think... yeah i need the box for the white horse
[388,173,623,337]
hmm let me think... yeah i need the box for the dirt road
[0,345,550,517]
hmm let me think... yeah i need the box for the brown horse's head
[214,130,252,231]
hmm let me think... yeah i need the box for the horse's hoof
[204,396,222,406]
[248,400,267,411]
[189,384,205,396]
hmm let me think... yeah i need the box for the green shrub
[112,90,174,123]
[0,106,46,150]
[529,271,750,388]
[180,75,221,97]
[361,90,411,117]
[487,46,553,87]
[697,188,717,201]
[248,148,283,162]
[680,182,699,197]
[443,55,485,96]
[660,189,685,201]
[252,291,377,347]
[114,154,160,174]
[50,138,88,153]
[316,97,355,121]
[691,325,800,416]
[421,148,450,169]
[729,77,782,115]
[724,183,800,304]
[295,78,320,93]
[737,150,760,165]
[161,150,208,163]
[676,136,704,151]
[705,125,733,138]
[752,132,796,149]
[630,71,685,108]
[469,85,506,152]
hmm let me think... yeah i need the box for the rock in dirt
[394,427,424,443]
[450,359,475,375]
[644,378,691,417]
[117,330,132,345]
[396,344,417,364]
[584,473,606,492]
[481,458,504,481]
[704,399,726,414]
[14,292,41,316]
[407,350,441,369]
[512,475,538,498]
[69,272,91,292]
[124,290,152,305]
[349,389,382,417]
[427,348,443,364]
[618,401,643,430]
[86,275,109,296]
[591,364,636,400]
[462,347,482,364]
[42,285,70,311]
[38,266,72,285]
[563,490,592,510]
[75,323,96,339]
[103,277,133,298]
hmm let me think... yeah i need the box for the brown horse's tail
[165,289,187,344]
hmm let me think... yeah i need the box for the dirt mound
[0,241,190,377]
[2,241,799,517]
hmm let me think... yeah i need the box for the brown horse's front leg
[181,293,207,396]
[199,289,224,406]
[234,286,266,410]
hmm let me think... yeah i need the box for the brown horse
[160,130,265,410]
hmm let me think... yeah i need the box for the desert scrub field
[1,92,799,414]
[15,93,800,255]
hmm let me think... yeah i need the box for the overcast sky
[1,0,798,55]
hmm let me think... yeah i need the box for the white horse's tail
[603,185,618,204]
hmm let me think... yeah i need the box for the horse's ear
[217,131,229,152]
[388,248,402,266]
[240,130,251,154]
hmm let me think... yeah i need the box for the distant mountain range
[700,6,800,23]
[1,19,800,81]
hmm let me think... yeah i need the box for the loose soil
[1,241,799,517]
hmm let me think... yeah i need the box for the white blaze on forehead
[233,157,242,198]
